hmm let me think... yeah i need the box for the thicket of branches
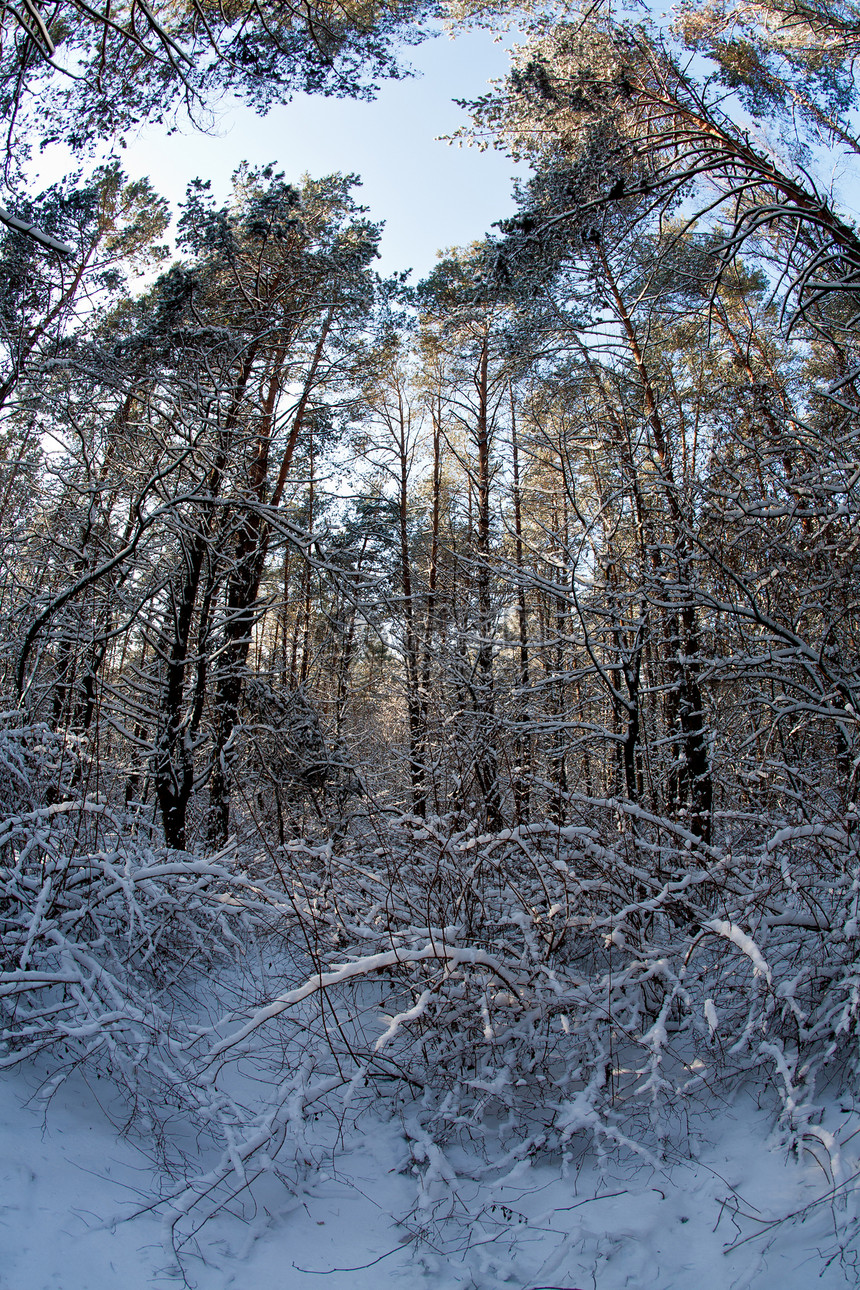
[2,0,860,1267]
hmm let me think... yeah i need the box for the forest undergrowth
[2,713,859,1277]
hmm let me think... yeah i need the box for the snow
[2,1063,858,1289]
[0,733,857,1288]
[705,920,772,984]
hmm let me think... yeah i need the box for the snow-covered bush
[207,798,860,1171]
[0,715,272,1108]
[3,706,858,1266]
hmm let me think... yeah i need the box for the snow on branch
[0,205,73,256]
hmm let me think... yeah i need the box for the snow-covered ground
[2,1062,858,1289]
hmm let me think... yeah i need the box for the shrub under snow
[2,714,859,1266]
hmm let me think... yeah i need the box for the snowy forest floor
[2,1063,859,1290]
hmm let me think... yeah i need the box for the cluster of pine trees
[2,0,860,1255]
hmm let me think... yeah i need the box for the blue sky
[36,26,528,281]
